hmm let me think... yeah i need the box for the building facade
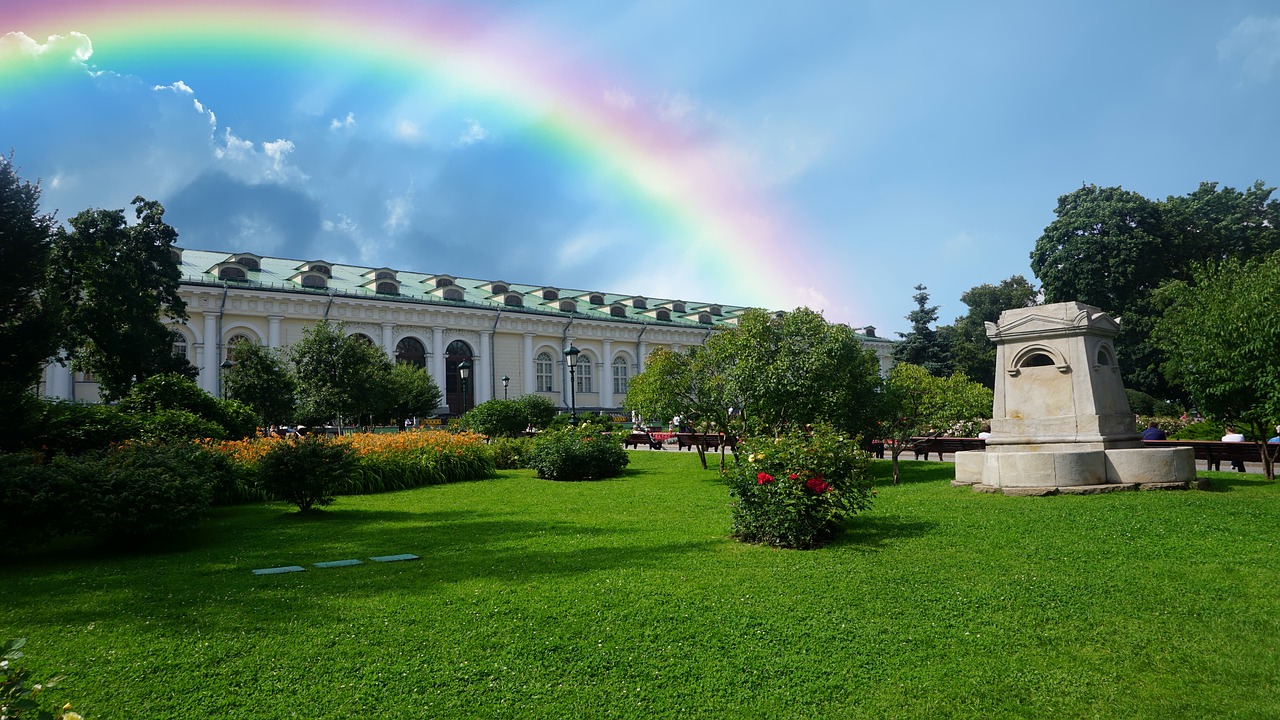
[41,248,894,414]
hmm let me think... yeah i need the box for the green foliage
[2,638,80,720]
[37,401,140,455]
[892,284,949,376]
[1153,253,1280,478]
[461,399,527,438]
[133,408,228,443]
[224,340,296,426]
[49,197,193,400]
[117,373,257,440]
[546,413,612,431]
[1171,419,1226,441]
[290,321,394,428]
[515,394,557,429]
[878,363,993,484]
[0,452,81,552]
[0,155,61,418]
[487,436,532,470]
[384,363,442,425]
[257,436,356,512]
[726,423,874,549]
[524,427,629,481]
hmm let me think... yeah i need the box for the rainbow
[2,0,850,315]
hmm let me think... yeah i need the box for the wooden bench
[911,436,986,460]
[675,433,737,451]
[1142,439,1280,471]
[623,431,664,450]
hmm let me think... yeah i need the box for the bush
[118,373,221,418]
[0,452,81,552]
[75,442,218,540]
[726,423,874,550]
[515,394,557,429]
[134,408,228,443]
[461,399,528,438]
[488,436,532,469]
[38,401,139,455]
[215,398,261,440]
[525,427,629,481]
[1172,419,1227,441]
[258,436,356,512]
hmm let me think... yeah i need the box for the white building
[41,248,894,414]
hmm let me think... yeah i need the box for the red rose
[806,478,830,494]
[788,473,799,481]
[757,472,775,485]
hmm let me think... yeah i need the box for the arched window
[396,337,427,368]
[310,264,331,277]
[1021,353,1055,368]
[709,305,722,316]
[491,283,509,295]
[671,302,685,313]
[655,309,671,321]
[576,354,593,394]
[504,293,523,307]
[350,333,375,345]
[589,294,605,305]
[442,287,464,301]
[219,266,247,281]
[302,274,326,288]
[610,304,626,317]
[235,256,259,269]
[376,281,399,295]
[226,333,252,361]
[542,289,559,301]
[612,356,629,395]
[559,300,576,313]
[171,330,188,361]
[1096,346,1113,366]
[445,340,474,415]
[375,270,395,280]
[698,313,712,324]
[536,352,554,392]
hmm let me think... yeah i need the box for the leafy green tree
[460,398,526,438]
[1152,254,1280,480]
[1164,180,1280,264]
[877,363,993,485]
[49,197,193,400]
[0,155,60,417]
[624,345,731,469]
[938,276,1038,388]
[515,394,557,430]
[384,362,442,427]
[290,321,393,431]
[224,339,297,427]
[117,373,257,440]
[892,285,949,376]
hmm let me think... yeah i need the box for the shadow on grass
[1195,472,1276,491]
[829,513,937,551]
[869,459,956,486]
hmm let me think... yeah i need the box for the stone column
[432,326,446,394]
[267,315,283,348]
[523,333,535,395]
[381,322,396,360]
[478,331,492,402]
[601,339,614,408]
[637,339,647,375]
[201,311,219,394]
[44,360,73,400]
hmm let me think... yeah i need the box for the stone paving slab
[252,566,306,575]
[314,559,364,568]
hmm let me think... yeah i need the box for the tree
[224,339,297,427]
[623,345,730,469]
[0,155,60,440]
[49,197,193,400]
[939,276,1038,388]
[892,285,949,376]
[384,362,442,426]
[877,363,993,485]
[1152,254,1280,480]
[290,321,394,431]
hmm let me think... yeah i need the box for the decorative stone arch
[1007,344,1069,377]
[169,325,194,362]
[1092,340,1119,372]
[395,335,429,368]
[349,332,376,345]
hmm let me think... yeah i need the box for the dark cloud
[164,171,322,256]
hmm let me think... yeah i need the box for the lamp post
[501,375,510,400]
[458,358,471,415]
[219,359,235,400]
[564,344,580,425]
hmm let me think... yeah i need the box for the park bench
[675,433,737,451]
[1142,439,1280,471]
[623,431,664,450]
[911,436,986,460]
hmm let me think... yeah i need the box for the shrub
[0,452,81,552]
[525,427,629,481]
[726,423,874,549]
[215,398,260,440]
[118,373,221,418]
[38,401,139,455]
[134,408,227,443]
[75,442,218,540]
[516,394,557,430]
[461,399,528,438]
[1172,419,1228,441]
[258,436,356,512]
[488,436,532,469]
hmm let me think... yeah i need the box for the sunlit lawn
[2,452,1277,719]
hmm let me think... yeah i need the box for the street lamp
[564,344,580,425]
[219,359,235,400]
[501,375,510,400]
[458,358,471,415]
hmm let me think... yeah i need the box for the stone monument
[953,301,1194,495]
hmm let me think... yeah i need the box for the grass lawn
[2,452,1278,719]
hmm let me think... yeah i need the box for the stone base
[956,446,1195,493]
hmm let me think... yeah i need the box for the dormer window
[610,304,626,318]
[376,281,399,295]
[630,297,647,310]
[558,299,577,313]
[297,261,332,278]
[670,301,686,313]
[541,288,559,301]
[588,293,605,305]
[491,283,509,295]
[436,277,454,288]
[234,255,261,270]
[375,270,395,280]
[698,313,712,324]
[708,305,722,316]
[442,287,464,301]
[219,266,247,281]
[503,293,524,307]
[655,309,671,321]
[301,273,327,289]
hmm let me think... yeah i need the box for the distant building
[41,248,894,413]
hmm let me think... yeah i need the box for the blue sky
[3,1,1279,335]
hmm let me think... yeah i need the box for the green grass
[2,454,1278,719]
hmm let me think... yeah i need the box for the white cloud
[384,190,413,232]
[1219,16,1280,81]
[604,85,635,109]
[213,129,308,184]
[330,112,356,131]
[214,128,254,162]
[555,230,607,270]
[153,80,193,94]
[0,31,93,65]
[457,119,488,146]
[263,139,297,180]
[395,118,421,141]
[658,91,695,123]
[323,213,381,264]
